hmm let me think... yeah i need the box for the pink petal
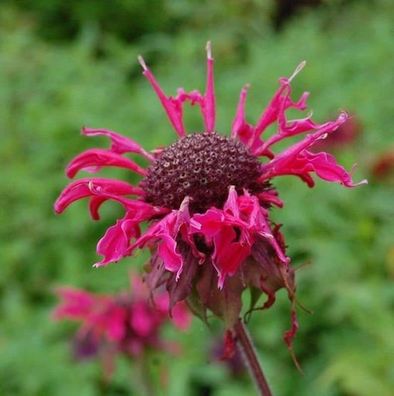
[231,85,273,156]
[138,56,186,137]
[130,197,196,278]
[260,112,349,179]
[191,189,279,287]
[88,196,107,220]
[176,198,205,263]
[87,183,165,217]
[131,211,183,275]
[254,78,291,136]
[300,151,367,187]
[94,214,141,267]
[54,287,95,320]
[259,113,367,187]
[191,188,289,287]
[171,302,192,330]
[104,305,127,341]
[223,186,240,217]
[157,233,183,273]
[203,41,216,132]
[254,214,288,264]
[253,81,310,156]
[231,84,251,140]
[139,44,216,136]
[130,302,156,337]
[212,226,251,289]
[82,127,154,161]
[231,62,309,156]
[92,195,165,266]
[151,292,170,314]
[241,194,288,263]
[260,112,320,153]
[54,178,143,214]
[190,208,226,238]
[257,191,284,208]
[66,148,147,178]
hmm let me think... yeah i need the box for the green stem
[132,354,155,396]
[234,318,273,396]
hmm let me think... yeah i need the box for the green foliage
[1,0,393,395]
[3,0,172,42]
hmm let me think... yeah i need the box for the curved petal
[303,151,367,187]
[171,302,192,330]
[130,198,194,277]
[88,196,107,220]
[103,305,127,342]
[259,113,367,187]
[212,226,251,289]
[231,84,273,157]
[82,127,154,161]
[66,148,147,178]
[138,56,186,137]
[191,188,289,287]
[53,287,95,320]
[138,43,216,136]
[260,111,321,152]
[130,302,156,337]
[203,41,216,132]
[131,212,183,275]
[232,62,309,156]
[255,77,309,137]
[87,183,165,215]
[257,191,284,208]
[54,178,143,214]
[260,112,348,178]
[94,214,141,267]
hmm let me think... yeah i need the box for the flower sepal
[195,263,245,329]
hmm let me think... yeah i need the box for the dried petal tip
[338,111,349,123]
[206,41,213,60]
[289,60,306,82]
[138,55,148,71]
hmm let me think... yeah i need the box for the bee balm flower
[55,43,366,351]
[54,275,190,362]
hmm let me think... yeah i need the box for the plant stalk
[234,318,273,396]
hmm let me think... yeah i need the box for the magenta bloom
[54,276,190,360]
[55,43,365,351]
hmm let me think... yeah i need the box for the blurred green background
[1,0,393,395]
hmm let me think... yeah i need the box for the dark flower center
[142,132,262,212]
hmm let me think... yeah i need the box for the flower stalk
[234,318,273,396]
[132,355,155,396]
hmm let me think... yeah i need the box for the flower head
[55,43,366,354]
[53,275,190,362]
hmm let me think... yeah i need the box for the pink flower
[55,43,366,353]
[53,275,190,362]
